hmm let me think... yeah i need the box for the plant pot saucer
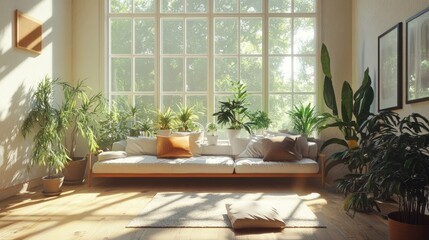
[63,179,85,185]
[42,190,62,197]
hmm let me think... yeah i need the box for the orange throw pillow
[262,136,302,162]
[157,135,192,158]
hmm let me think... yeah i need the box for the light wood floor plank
[0,178,388,240]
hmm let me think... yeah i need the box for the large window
[107,0,319,130]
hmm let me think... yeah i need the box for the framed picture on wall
[15,10,42,54]
[378,22,403,111]
[406,7,429,103]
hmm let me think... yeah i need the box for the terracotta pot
[388,211,429,240]
[206,135,218,145]
[62,157,87,184]
[42,175,64,195]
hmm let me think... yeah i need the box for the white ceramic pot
[206,135,218,145]
[226,129,241,144]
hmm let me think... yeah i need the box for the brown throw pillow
[157,135,192,158]
[262,136,303,162]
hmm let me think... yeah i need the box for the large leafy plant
[320,43,374,175]
[155,107,177,130]
[175,103,201,132]
[343,111,429,224]
[213,81,253,134]
[21,77,69,177]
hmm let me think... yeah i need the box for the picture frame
[378,23,403,111]
[15,10,42,54]
[406,7,429,103]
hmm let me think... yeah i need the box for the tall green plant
[155,107,176,130]
[176,103,200,132]
[96,102,130,150]
[320,44,374,177]
[321,43,374,149]
[21,77,69,177]
[213,81,253,134]
[59,80,104,158]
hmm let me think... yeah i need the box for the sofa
[87,133,325,187]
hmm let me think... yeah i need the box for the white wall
[0,0,72,200]
[352,0,429,118]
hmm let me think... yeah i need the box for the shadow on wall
[0,84,34,188]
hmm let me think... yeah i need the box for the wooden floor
[0,178,389,240]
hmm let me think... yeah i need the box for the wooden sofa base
[87,154,326,188]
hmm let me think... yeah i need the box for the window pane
[240,18,262,55]
[111,58,131,91]
[269,57,292,92]
[135,58,155,91]
[294,94,315,106]
[247,94,262,112]
[293,57,315,92]
[294,0,316,13]
[269,0,291,13]
[135,95,156,118]
[111,19,132,54]
[135,0,155,13]
[215,57,238,92]
[187,58,208,91]
[112,95,131,112]
[240,57,262,91]
[162,95,184,111]
[293,18,315,54]
[214,0,237,13]
[162,19,184,54]
[240,0,262,13]
[162,58,184,91]
[110,0,132,13]
[161,0,185,13]
[215,18,238,54]
[135,18,155,55]
[269,94,292,131]
[186,0,208,13]
[187,95,208,126]
[186,19,208,54]
[269,18,291,54]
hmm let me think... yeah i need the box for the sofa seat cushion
[234,158,319,174]
[93,155,235,174]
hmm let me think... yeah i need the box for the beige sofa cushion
[125,137,157,156]
[226,202,285,229]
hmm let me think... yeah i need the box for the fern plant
[288,103,327,137]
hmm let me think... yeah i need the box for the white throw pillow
[171,132,203,156]
[237,136,264,159]
[97,151,127,161]
[226,202,285,229]
[125,137,157,156]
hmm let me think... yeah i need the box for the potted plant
[96,102,130,150]
[213,81,253,142]
[248,110,272,135]
[320,44,375,192]
[206,122,218,145]
[344,111,429,240]
[21,77,69,195]
[59,80,104,184]
[175,103,200,132]
[287,103,326,138]
[154,107,176,136]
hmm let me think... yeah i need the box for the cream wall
[352,0,429,117]
[0,0,72,200]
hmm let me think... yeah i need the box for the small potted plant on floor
[59,80,104,184]
[21,77,69,195]
[206,122,218,145]
[213,81,253,143]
